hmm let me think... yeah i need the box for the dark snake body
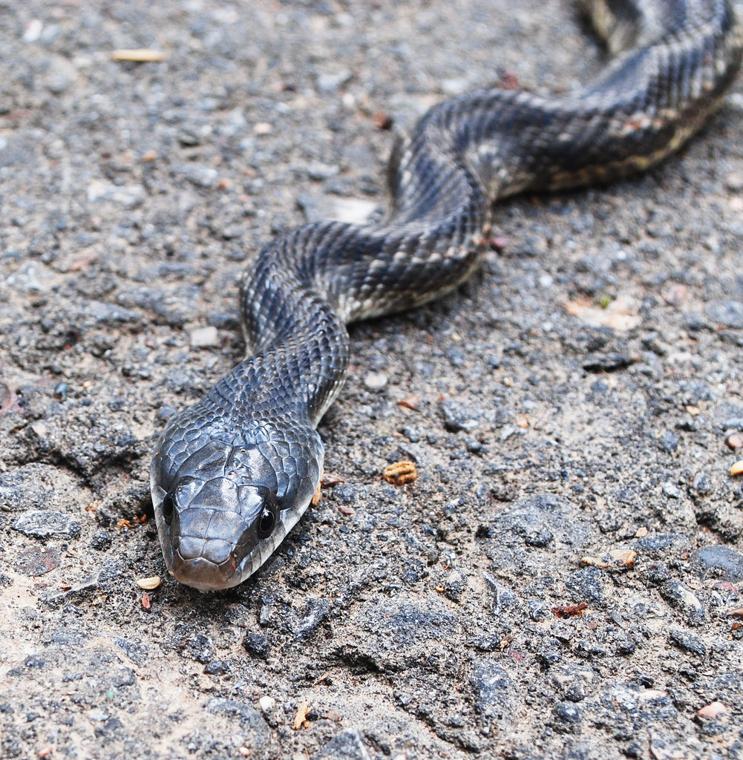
[150,0,742,590]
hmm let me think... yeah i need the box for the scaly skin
[150,0,741,590]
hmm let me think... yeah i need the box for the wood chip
[292,701,311,730]
[111,49,168,63]
[397,396,420,411]
[726,608,743,618]
[135,575,161,590]
[311,482,322,506]
[383,460,418,486]
[729,460,743,477]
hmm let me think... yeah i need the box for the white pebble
[258,696,276,712]
[364,371,388,390]
[190,326,219,348]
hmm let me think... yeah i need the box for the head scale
[150,401,322,591]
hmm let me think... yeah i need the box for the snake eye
[257,508,276,539]
[161,493,175,525]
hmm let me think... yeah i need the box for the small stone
[659,579,705,625]
[554,701,581,724]
[705,300,743,329]
[730,460,743,477]
[295,598,330,640]
[258,696,275,713]
[253,122,273,135]
[190,326,219,348]
[471,660,514,719]
[178,163,218,188]
[15,546,60,577]
[693,545,743,581]
[203,660,229,675]
[312,729,370,760]
[90,529,112,551]
[12,510,81,539]
[691,471,712,495]
[243,632,269,658]
[662,481,682,499]
[724,172,743,192]
[363,371,388,390]
[725,432,743,450]
[697,701,728,720]
[669,628,706,656]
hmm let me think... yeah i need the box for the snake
[150,0,742,591]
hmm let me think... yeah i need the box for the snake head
[150,404,322,591]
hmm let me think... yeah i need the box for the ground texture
[1,1,743,758]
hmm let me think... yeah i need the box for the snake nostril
[161,493,176,525]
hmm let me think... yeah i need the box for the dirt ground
[1,1,742,758]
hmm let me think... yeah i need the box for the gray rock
[705,300,743,329]
[659,579,705,625]
[470,660,514,719]
[12,510,81,539]
[692,545,743,581]
[312,729,371,760]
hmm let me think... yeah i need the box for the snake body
[150,0,741,590]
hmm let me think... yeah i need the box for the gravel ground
[1,1,742,758]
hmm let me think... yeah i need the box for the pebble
[659,579,705,625]
[363,371,388,390]
[692,545,743,581]
[312,729,370,760]
[669,628,706,657]
[470,660,514,720]
[258,696,275,713]
[177,163,219,188]
[243,632,269,658]
[14,546,60,576]
[190,326,219,348]
[86,180,145,208]
[295,598,330,640]
[724,172,743,192]
[705,300,743,329]
[725,432,743,450]
[697,701,728,721]
[12,510,81,539]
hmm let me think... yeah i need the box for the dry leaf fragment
[292,701,311,730]
[383,460,418,486]
[136,575,161,590]
[552,602,588,618]
[111,49,168,63]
